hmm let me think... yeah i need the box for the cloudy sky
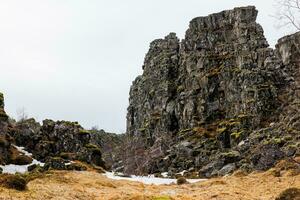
[0,0,295,133]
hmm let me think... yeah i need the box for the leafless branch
[274,0,300,31]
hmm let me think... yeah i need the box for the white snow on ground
[14,145,33,157]
[0,145,44,174]
[161,172,168,178]
[104,172,206,185]
[0,145,207,185]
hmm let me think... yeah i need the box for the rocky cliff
[125,6,300,177]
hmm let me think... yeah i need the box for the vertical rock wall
[125,6,300,176]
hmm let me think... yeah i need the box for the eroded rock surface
[10,119,106,169]
[0,93,33,168]
[125,6,300,177]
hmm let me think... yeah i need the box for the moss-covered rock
[11,155,33,165]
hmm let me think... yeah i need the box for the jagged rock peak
[124,6,300,177]
[0,92,8,121]
[276,31,300,66]
[189,6,258,29]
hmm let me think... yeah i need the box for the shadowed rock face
[9,119,125,170]
[10,119,106,168]
[0,93,121,171]
[125,6,300,177]
[0,93,11,166]
[0,93,8,124]
[0,93,33,168]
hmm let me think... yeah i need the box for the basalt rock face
[10,119,106,169]
[0,93,33,167]
[89,129,125,171]
[0,93,9,134]
[276,32,300,130]
[125,6,300,177]
[0,93,11,166]
[0,93,8,124]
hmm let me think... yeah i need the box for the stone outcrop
[0,93,8,123]
[125,6,300,177]
[0,93,121,172]
[0,93,33,168]
[0,93,11,166]
[10,119,106,169]
[89,129,125,171]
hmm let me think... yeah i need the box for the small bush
[85,143,99,149]
[0,174,27,191]
[275,188,300,200]
[177,177,187,185]
[66,163,87,171]
[27,164,45,173]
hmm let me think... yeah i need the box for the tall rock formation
[0,93,8,124]
[0,92,11,166]
[125,6,300,177]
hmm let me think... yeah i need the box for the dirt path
[0,169,299,200]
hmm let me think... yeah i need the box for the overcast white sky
[0,0,296,133]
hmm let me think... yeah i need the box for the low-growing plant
[0,174,27,191]
[177,177,187,185]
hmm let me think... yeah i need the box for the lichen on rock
[124,6,300,177]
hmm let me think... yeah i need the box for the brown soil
[0,167,299,200]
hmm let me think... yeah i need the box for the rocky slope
[125,6,300,177]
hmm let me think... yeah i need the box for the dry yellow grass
[0,168,299,200]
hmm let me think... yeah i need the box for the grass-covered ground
[0,158,299,200]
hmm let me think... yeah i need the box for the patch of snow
[161,172,168,178]
[238,140,245,146]
[65,161,75,166]
[270,122,275,127]
[13,145,33,157]
[104,172,206,185]
[177,170,187,176]
[0,146,44,174]
[163,156,169,160]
